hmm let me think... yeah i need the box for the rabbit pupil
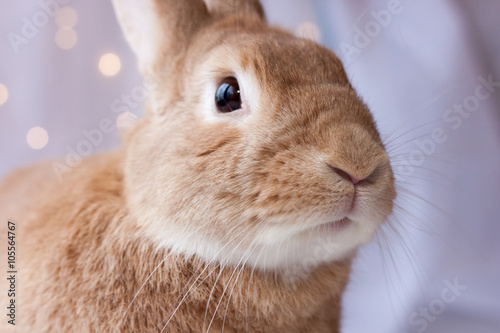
[216,77,241,112]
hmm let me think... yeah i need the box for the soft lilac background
[1,1,499,332]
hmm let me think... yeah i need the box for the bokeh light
[26,127,49,150]
[55,27,78,50]
[55,7,78,28]
[296,22,321,42]
[0,84,8,105]
[99,53,121,77]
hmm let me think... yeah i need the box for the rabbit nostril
[328,165,361,185]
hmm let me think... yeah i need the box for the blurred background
[1,0,499,332]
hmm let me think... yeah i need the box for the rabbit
[0,0,396,332]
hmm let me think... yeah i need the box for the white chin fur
[150,217,381,279]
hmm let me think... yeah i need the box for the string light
[0,84,8,105]
[55,27,78,50]
[26,127,49,150]
[99,53,121,76]
[55,6,78,50]
[55,6,78,28]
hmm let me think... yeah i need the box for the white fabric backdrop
[0,1,499,332]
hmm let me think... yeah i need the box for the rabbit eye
[215,77,241,113]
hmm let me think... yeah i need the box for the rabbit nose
[328,165,362,185]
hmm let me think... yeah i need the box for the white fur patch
[146,200,385,279]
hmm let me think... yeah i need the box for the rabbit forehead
[189,26,349,85]
[184,31,363,123]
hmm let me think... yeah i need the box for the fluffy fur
[0,0,395,332]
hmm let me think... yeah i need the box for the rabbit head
[112,0,396,275]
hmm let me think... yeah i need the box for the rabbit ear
[111,0,209,72]
[205,0,265,19]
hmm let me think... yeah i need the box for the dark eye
[215,77,242,113]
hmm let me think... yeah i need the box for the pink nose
[328,165,361,185]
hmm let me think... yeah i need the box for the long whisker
[243,240,267,330]
[159,223,259,332]
[153,226,249,332]
[202,255,230,330]
[202,224,261,331]
[159,227,251,332]
[207,236,260,333]
[384,119,447,150]
[116,219,216,327]
[221,240,260,333]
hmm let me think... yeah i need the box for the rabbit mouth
[321,217,352,232]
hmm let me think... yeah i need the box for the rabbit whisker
[159,223,259,332]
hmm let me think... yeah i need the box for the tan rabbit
[0,0,396,332]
